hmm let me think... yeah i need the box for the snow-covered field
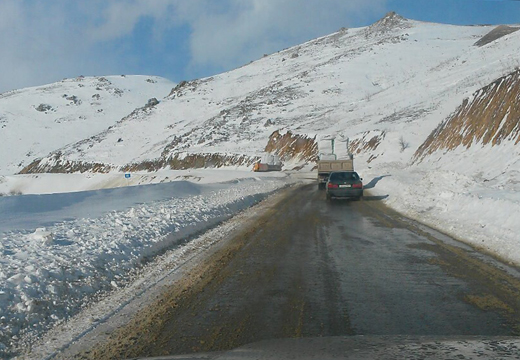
[0,168,282,196]
[0,173,291,358]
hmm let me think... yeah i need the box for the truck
[317,137,355,189]
[317,158,354,189]
[253,154,282,172]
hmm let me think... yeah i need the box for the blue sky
[0,0,518,93]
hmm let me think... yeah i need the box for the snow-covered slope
[414,68,520,186]
[20,13,520,176]
[0,75,173,175]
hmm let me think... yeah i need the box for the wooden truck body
[317,159,354,189]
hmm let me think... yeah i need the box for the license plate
[339,184,351,188]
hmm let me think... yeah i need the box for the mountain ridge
[6,15,520,189]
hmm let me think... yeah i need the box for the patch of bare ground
[414,69,520,162]
[19,152,257,174]
[19,153,114,174]
[122,153,257,172]
[264,130,318,162]
[349,131,386,163]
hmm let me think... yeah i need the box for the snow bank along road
[61,183,520,360]
[0,177,288,358]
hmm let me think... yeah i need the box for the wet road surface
[78,184,520,359]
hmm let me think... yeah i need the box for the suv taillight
[352,183,363,189]
[328,183,339,189]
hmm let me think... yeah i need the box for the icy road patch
[0,177,289,358]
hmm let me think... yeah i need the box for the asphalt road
[78,184,520,359]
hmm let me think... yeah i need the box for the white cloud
[0,1,107,92]
[86,0,174,42]
[89,0,388,76]
[0,0,387,92]
[176,0,387,74]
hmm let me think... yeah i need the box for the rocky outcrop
[35,104,53,112]
[167,78,214,99]
[414,69,520,162]
[146,98,159,107]
[264,130,318,162]
[365,11,410,38]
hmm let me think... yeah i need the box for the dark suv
[326,171,363,200]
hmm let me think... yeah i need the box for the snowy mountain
[18,13,520,179]
[0,75,174,175]
[1,13,520,358]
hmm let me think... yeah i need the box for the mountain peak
[371,11,409,29]
[383,11,405,20]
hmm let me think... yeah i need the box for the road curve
[74,183,520,359]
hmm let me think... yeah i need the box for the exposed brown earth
[348,131,386,163]
[19,129,317,175]
[414,69,520,162]
[19,128,318,174]
[19,153,114,174]
[121,153,257,172]
[19,130,317,174]
[20,153,258,174]
[264,130,318,162]
[349,131,386,154]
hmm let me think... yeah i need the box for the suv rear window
[330,172,359,181]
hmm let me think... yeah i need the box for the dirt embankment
[20,153,258,174]
[20,130,316,174]
[19,154,114,174]
[121,153,257,172]
[264,130,318,162]
[414,69,520,162]
[349,131,386,163]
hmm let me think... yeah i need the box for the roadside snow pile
[27,228,54,245]
[362,166,520,266]
[0,177,287,357]
[0,169,286,196]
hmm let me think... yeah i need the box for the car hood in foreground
[127,335,520,360]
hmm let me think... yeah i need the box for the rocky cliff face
[414,69,520,162]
